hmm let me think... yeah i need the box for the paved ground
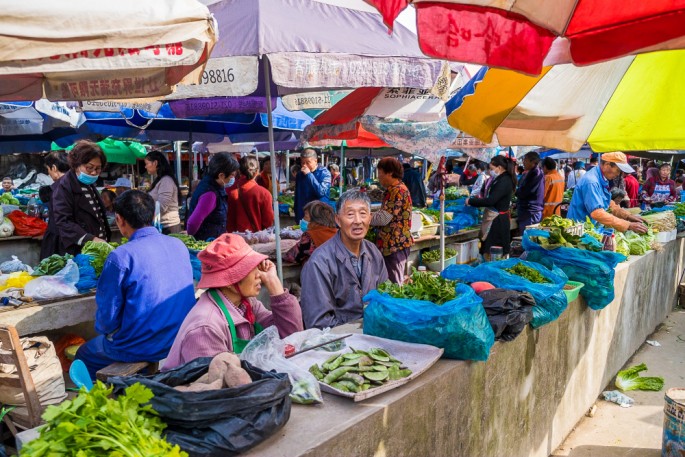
[552,309,685,457]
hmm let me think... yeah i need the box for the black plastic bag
[478,288,534,341]
[109,358,292,457]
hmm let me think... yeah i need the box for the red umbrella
[366,0,685,75]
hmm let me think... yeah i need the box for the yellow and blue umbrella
[446,49,685,152]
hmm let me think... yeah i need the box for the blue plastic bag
[442,258,569,328]
[363,284,494,361]
[73,254,98,292]
[188,249,202,283]
[522,229,626,310]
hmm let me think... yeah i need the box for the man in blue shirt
[0,177,15,195]
[75,190,196,379]
[294,148,331,221]
[567,152,647,234]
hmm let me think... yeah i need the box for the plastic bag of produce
[363,283,494,361]
[283,327,347,353]
[0,256,31,273]
[0,271,34,291]
[6,210,47,237]
[477,288,534,341]
[110,357,291,457]
[442,259,569,328]
[240,326,323,405]
[24,259,79,300]
[523,229,626,310]
[0,217,14,237]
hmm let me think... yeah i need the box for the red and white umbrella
[0,0,217,101]
[366,0,685,75]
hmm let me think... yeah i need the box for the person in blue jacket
[294,148,331,221]
[75,190,196,379]
[516,151,545,233]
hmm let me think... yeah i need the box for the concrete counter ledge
[243,238,685,457]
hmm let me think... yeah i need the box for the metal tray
[288,333,443,402]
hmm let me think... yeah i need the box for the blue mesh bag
[363,283,494,361]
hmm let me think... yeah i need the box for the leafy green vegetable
[540,215,574,228]
[615,363,664,392]
[422,248,457,263]
[504,263,550,284]
[81,241,115,276]
[377,269,457,304]
[169,233,209,251]
[419,208,453,222]
[20,381,187,457]
[277,195,294,206]
[0,193,19,205]
[444,186,459,200]
[674,203,685,217]
[32,254,73,276]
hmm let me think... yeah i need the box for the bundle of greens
[504,263,550,284]
[20,382,187,457]
[642,211,676,232]
[169,233,209,251]
[81,241,115,276]
[422,248,457,263]
[615,363,664,392]
[674,202,685,217]
[444,186,460,200]
[540,215,574,229]
[32,254,73,276]
[419,208,453,222]
[377,269,457,305]
[277,195,294,206]
[0,193,19,205]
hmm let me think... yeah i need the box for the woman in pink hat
[163,233,303,370]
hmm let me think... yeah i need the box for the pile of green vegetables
[32,254,73,276]
[309,348,411,394]
[0,193,19,205]
[169,233,209,251]
[540,215,574,229]
[422,248,457,263]
[615,363,664,392]
[277,195,294,206]
[419,208,453,222]
[504,263,550,284]
[377,269,457,304]
[82,241,115,276]
[563,189,574,202]
[614,229,655,257]
[674,203,685,217]
[21,382,187,457]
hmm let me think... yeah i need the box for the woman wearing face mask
[163,233,303,369]
[284,201,338,265]
[51,140,111,255]
[39,150,71,259]
[145,150,182,234]
[466,155,517,260]
[186,152,239,241]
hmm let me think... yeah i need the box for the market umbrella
[55,138,147,165]
[0,100,84,136]
[165,0,451,280]
[366,0,685,75]
[0,0,216,101]
[446,49,685,152]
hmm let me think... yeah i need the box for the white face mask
[489,169,498,178]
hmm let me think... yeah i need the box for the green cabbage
[82,241,115,276]
[615,363,664,392]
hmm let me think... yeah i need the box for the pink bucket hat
[197,233,268,289]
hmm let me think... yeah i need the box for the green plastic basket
[563,281,584,302]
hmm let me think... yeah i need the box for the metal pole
[264,57,283,281]
[286,151,290,186]
[339,143,345,195]
[174,141,183,186]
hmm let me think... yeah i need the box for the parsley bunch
[21,381,186,457]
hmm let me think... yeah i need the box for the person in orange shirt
[542,157,565,219]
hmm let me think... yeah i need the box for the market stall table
[0,293,95,336]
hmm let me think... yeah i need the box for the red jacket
[624,174,639,208]
[226,178,274,233]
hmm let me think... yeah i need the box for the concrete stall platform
[242,238,685,457]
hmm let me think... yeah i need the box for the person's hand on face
[257,260,284,295]
[300,163,310,175]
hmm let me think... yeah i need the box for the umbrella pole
[174,141,183,186]
[440,190,445,271]
[340,143,345,196]
[264,57,283,282]
[286,151,290,186]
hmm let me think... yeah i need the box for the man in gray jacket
[300,190,388,329]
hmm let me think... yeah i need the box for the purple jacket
[516,166,545,213]
[162,289,303,370]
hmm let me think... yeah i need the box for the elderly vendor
[75,191,196,379]
[300,190,388,329]
[163,233,303,369]
[567,152,647,234]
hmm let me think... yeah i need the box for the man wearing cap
[300,190,389,329]
[75,190,196,379]
[162,233,302,369]
[567,152,647,233]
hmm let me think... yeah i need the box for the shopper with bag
[466,155,517,260]
[145,150,182,234]
[163,233,302,370]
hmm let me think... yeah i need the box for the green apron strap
[208,289,261,354]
